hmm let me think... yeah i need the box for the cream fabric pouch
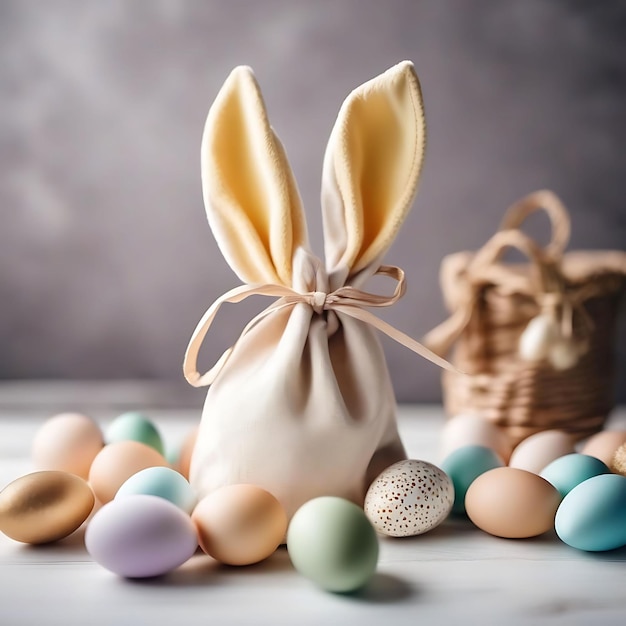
[184,61,449,519]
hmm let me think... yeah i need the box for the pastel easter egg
[116,467,197,514]
[509,430,575,474]
[85,494,198,578]
[555,474,626,552]
[540,453,610,498]
[191,484,287,566]
[0,471,95,544]
[440,445,504,514]
[173,426,199,480]
[32,413,104,480]
[580,430,626,466]
[287,497,378,593]
[440,413,513,463]
[364,459,454,536]
[88,441,169,504]
[465,467,562,538]
[105,412,164,455]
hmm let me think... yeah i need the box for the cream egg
[508,429,575,474]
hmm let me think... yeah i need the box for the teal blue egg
[440,445,503,514]
[555,473,626,552]
[105,412,164,454]
[287,497,378,593]
[540,453,610,498]
[115,467,197,514]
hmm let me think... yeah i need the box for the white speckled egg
[364,459,454,537]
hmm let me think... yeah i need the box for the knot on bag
[183,265,458,388]
[309,291,327,314]
[422,191,600,368]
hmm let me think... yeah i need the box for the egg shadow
[573,543,626,562]
[20,524,89,555]
[342,572,416,604]
[126,545,295,587]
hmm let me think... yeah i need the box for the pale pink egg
[32,413,104,480]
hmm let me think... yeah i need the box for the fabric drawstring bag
[183,61,452,519]
[424,190,626,446]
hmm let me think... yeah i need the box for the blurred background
[1,0,625,408]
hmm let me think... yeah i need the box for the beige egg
[580,430,626,466]
[610,443,626,476]
[465,467,561,538]
[0,471,95,544]
[508,429,575,474]
[192,484,287,566]
[440,413,512,463]
[88,440,169,504]
[32,412,104,480]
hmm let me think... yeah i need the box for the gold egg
[0,470,95,544]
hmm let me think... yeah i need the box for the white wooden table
[1,384,625,626]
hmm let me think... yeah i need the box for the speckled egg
[364,459,454,537]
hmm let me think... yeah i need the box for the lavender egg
[86,494,198,578]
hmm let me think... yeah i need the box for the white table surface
[1,385,625,626]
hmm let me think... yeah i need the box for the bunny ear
[322,61,426,281]
[201,66,308,286]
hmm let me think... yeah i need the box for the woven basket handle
[423,229,552,356]
[498,190,571,260]
[468,228,553,293]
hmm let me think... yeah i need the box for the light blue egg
[440,445,503,514]
[115,467,197,514]
[540,453,610,498]
[106,412,164,454]
[555,473,626,552]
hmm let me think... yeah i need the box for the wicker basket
[424,191,626,446]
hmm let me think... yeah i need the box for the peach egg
[580,430,626,467]
[88,441,169,504]
[465,467,561,538]
[192,484,287,566]
[176,425,199,480]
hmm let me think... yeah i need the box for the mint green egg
[540,453,610,498]
[287,497,378,593]
[115,467,197,513]
[440,445,503,514]
[105,412,164,454]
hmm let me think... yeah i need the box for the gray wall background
[1,0,625,405]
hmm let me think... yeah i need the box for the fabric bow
[184,265,457,388]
